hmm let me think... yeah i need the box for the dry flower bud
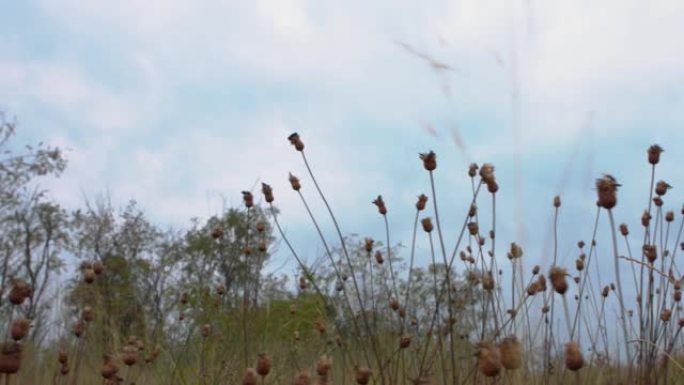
[372,195,387,215]
[355,366,372,385]
[499,336,522,370]
[416,194,428,211]
[553,195,561,208]
[595,175,619,210]
[643,244,657,263]
[468,163,479,177]
[476,342,502,377]
[655,180,671,196]
[256,221,266,232]
[564,342,584,371]
[549,266,568,295]
[256,353,271,376]
[211,225,223,239]
[10,319,29,341]
[532,265,540,275]
[666,211,674,222]
[467,222,479,236]
[374,250,383,264]
[642,210,652,227]
[399,334,412,349]
[93,260,105,275]
[84,268,96,284]
[647,144,663,165]
[419,151,437,171]
[288,173,301,191]
[619,223,629,236]
[575,259,584,271]
[316,355,332,377]
[243,368,258,385]
[661,308,672,322]
[241,191,254,208]
[421,217,433,233]
[288,133,305,151]
[261,183,274,203]
[82,305,93,322]
[364,238,374,253]
[294,370,311,385]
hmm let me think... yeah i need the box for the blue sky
[1,1,682,286]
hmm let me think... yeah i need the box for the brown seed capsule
[619,223,629,236]
[499,336,522,370]
[93,260,105,275]
[0,342,22,374]
[532,265,540,275]
[479,163,496,185]
[647,144,663,165]
[60,362,69,375]
[486,180,499,194]
[602,286,610,298]
[241,191,254,208]
[58,347,68,364]
[255,222,266,233]
[642,210,651,227]
[201,323,212,337]
[244,246,252,255]
[482,271,494,291]
[655,180,671,196]
[314,319,326,335]
[288,172,301,191]
[258,241,267,252]
[575,259,584,271]
[666,211,674,222]
[578,240,585,248]
[288,133,305,152]
[549,266,568,295]
[679,318,684,328]
[242,368,258,385]
[653,196,663,207]
[419,151,437,171]
[261,183,274,203]
[294,370,312,385]
[527,281,541,296]
[661,308,672,322]
[674,290,681,302]
[509,243,523,259]
[399,334,412,349]
[299,276,308,291]
[355,366,372,385]
[84,268,96,284]
[82,305,93,322]
[467,222,479,236]
[398,306,407,318]
[101,356,118,379]
[256,353,271,376]
[553,195,561,208]
[364,238,374,253]
[537,275,547,292]
[564,341,584,371]
[375,250,385,265]
[10,319,29,341]
[389,297,400,311]
[416,194,428,211]
[211,225,223,239]
[372,195,387,215]
[643,244,657,263]
[476,342,502,377]
[316,355,332,377]
[421,217,433,233]
[122,345,137,366]
[468,163,479,177]
[596,175,619,210]
[73,320,85,338]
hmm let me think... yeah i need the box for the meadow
[1,129,682,385]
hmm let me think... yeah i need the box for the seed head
[655,180,671,196]
[666,211,674,222]
[122,345,137,366]
[419,151,437,171]
[595,175,620,210]
[399,334,412,349]
[10,319,29,341]
[416,194,428,211]
[288,173,301,191]
[84,268,96,284]
[288,133,305,151]
[482,271,494,291]
[364,238,374,253]
[294,370,311,385]
[549,266,568,295]
[619,223,629,236]
[643,244,657,263]
[508,243,523,259]
[374,250,383,264]
[499,336,522,370]
[476,342,502,377]
[661,308,672,322]
[421,217,433,233]
[8,279,31,305]
[564,341,584,371]
[211,225,223,239]
[242,191,254,208]
[553,195,561,208]
[82,305,93,322]
[468,163,479,177]
[261,183,274,203]
[316,355,332,377]
[372,195,387,215]
[355,366,372,385]
[647,144,663,165]
[93,260,105,275]
[256,353,271,376]
[242,368,258,385]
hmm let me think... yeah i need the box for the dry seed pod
[467,222,479,236]
[661,308,672,322]
[82,305,93,322]
[241,191,254,208]
[372,195,387,215]
[527,281,541,296]
[314,320,326,335]
[316,355,332,376]
[60,362,69,375]
[261,183,274,203]
[421,217,433,232]
[374,250,384,264]
[93,260,105,275]
[648,144,663,165]
[509,243,523,259]
[553,195,561,208]
[256,221,266,232]
[479,163,495,185]
[101,356,118,379]
[0,342,22,374]
[575,259,584,271]
[619,223,629,236]
[549,267,568,295]
[299,276,308,291]
[642,210,651,227]
[201,323,212,337]
[482,271,494,291]
[364,238,374,253]
[288,133,305,151]
[73,320,85,338]
[476,343,501,377]
[180,292,189,305]
[84,268,96,284]
[389,297,400,311]
[294,370,312,385]
[596,175,619,210]
[122,345,137,366]
[532,265,540,275]
[211,225,223,239]
[416,194,428,211]
[666,211,674,222]
[399,334,412,349]
[355,366,372,385]
[468,163,478,177]
[256,353,271,376]
[257,241,267,252]
[58,347,68,364]
[564,342,584,371]
[643,244,657,263]
[10,318,30,341]
[242,368,258,385]
[9,279,31,305]
[499,336,522,370]
[655,180,671,196]
[288,173,301,191]
[602,286,610,298]
[419,151,437,171]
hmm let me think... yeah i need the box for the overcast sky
[1,1,682,282]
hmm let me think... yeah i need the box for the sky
[1,1,683,285]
